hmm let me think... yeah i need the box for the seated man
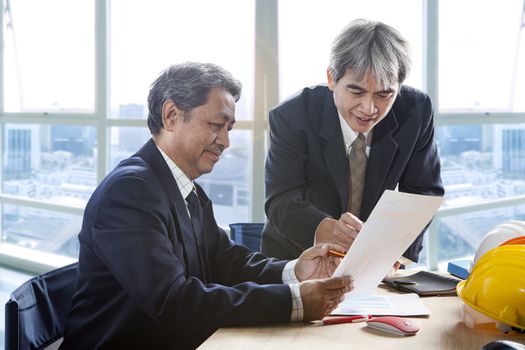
[60,62,352,350]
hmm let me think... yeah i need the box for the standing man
[60,62,352,350]
[261,19,444,263]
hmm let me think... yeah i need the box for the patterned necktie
[186,190,206,279]
[348,133,367,217]
[186,190,203,235]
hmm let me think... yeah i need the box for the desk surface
[199,286,525,350]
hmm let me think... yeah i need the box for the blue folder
[447,259,471,280]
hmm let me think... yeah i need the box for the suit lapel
[320,92,349,212]
[136,139,204,279]
[361,110,399,219]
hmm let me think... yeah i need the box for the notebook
[382,270,461,296]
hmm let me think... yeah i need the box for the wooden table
[199,286,525,350]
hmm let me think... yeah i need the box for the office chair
[4,262,78,350]
[229,223,264,252]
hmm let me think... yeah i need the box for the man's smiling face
[328,68,399,133]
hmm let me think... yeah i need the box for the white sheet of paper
[333,190,444,296]
[331,293,431,316]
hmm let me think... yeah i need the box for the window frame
[423,0,525,269]
[0,0,524,273]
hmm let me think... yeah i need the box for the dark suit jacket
[61,139,291,350]
[261,85,444,261]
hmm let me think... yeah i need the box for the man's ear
[327,68,335,91]
[161,100,181,131]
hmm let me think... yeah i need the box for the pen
[328,249,346,258]
[322,315,372,325]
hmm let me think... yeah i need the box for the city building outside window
[1,0,524,271]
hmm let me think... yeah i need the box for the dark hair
[147,62,242,135]
[328,19,411,88]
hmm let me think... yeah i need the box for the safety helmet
[472,220,525,269]
[457,244,525,331]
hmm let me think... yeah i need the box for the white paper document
[333,190,444,296]
[331,293,431,316]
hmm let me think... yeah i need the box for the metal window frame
[423,0,525,270]
[0,0,524,273]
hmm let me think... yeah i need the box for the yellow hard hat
[457,244,525,331]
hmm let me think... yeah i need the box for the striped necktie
[186,190,206,280]
[348,133,367,217]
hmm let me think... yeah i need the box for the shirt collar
[155,144,194,200]
[337,110,372,155]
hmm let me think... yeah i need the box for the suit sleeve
[264,107,329,250]
[90,174,292,331]
[200,198,292,286]
[399,95,444,261]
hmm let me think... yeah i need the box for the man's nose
[359,95,377,115]
[216,128,230,149]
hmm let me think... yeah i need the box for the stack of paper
[331,293,431,316]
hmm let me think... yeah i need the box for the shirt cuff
[398,256,413,266]
[288,283,303,321]
[282,259,300,284]
[282,260,303,321]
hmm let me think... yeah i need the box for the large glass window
[110,0,255,120]
[421,204,525,266]
[110,0,255,226]
[0,0,524,272]
[1,204,81,258]
[437,124,525,207]
[3,0,95,112]
[3,124,97,206]
[278,0,423,100]
[439,0,525,112]
[431,0,525,267]
[109,127,151,169]
[424,124,525,266]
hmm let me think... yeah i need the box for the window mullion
[95,0,110,183]
[253,0,278,223]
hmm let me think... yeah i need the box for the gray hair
[328,19,411,88]
[147,62,242,135]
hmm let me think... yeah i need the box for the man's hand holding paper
[333,212,364,251]
[295,243,354,320]
[332,190,444,296]
[313,211,364,254]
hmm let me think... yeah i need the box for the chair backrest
[4,262,78,350]
[229,223,264,252]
